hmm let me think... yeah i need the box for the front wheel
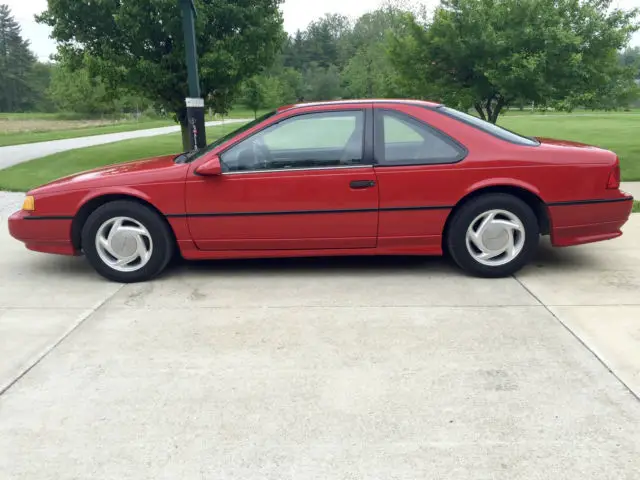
[446,194,539,278]
[81,201,174,283]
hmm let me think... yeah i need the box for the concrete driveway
[1,215,639,479]
[0,119,248,169]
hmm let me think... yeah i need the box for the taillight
[607,163,620,189]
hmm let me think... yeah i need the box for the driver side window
[220,110,365,172]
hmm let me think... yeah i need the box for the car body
[8,99,634,282]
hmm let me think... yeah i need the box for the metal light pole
[179,0,206,150]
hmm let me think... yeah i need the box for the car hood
[30,154,186,195]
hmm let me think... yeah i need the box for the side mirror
[195,155,222,176]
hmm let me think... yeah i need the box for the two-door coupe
[9,100,634,282]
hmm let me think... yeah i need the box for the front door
[185,108,379,251]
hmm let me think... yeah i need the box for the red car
[9,100,634,282]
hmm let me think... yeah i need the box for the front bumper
[8,210,77,256]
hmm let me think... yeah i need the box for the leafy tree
[27,62,55,112]
[48,57,153,116]
[0,4,37,112]
[389,0,640,123]
[620,47,640,79]
[241,74,283,117]
[38,0,285,149]
[47,62,116,115]
[277,67,305,103]
[303,63,342,101]
[282,14,352,71]
[341,7,413,98]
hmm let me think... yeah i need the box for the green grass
[0,119,174,147]
[499,114,640,181]
[0,124,241,192]
[2,110,640,191]
[0,112,88,121]
[633,201,640,213]
[501,108,640,116]
[0,107,257,147]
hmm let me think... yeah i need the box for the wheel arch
[71,191,176,251]
[442,183,551,252]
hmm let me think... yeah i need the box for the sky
[4,0,640,62]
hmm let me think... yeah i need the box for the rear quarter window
[437,106,540,146]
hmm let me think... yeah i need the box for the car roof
[276,99,442,113]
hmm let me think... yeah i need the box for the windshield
[185,110,277,162]
[437,106,540,146]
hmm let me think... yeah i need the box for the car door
[185,106,379,251]
[373,106,468,251]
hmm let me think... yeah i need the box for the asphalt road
[0,215,639,479]
[0,119,248,170]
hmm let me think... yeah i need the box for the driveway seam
[0,284,125,398]
[513,275,640,402]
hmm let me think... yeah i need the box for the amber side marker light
[22,196,35,211]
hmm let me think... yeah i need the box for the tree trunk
[485,97,494,123]
[489,97,506,124]
[474,103,486,120]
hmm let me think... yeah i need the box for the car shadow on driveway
[165,254,456,279]
[31,237,607,281]
[527,239,611,272]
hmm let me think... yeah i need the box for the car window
[220,110,365,172]
[377,110,465,165]
[437,106,540,146]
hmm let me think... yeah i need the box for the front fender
[75,186,158,215]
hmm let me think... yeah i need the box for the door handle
[350,180,376,189]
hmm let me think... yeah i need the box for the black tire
[446,193,539,278]
[81,200,174,283]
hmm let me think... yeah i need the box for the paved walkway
[0,215,639,478]
[621,182,640,199]
[0,119,248,170]
[0,191,23,219]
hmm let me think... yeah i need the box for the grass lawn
[633,201,640,213]
[1,110,639,191]
[0,119,174,147]
[0,124,241,192]
[0,107,257,147]
[499,114,640,180]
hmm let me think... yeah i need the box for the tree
[389,0,640,123]
[283,14,352,71]
[620,47,640,79]
[303,63,342,101]
[341,7,414,98]
[38,0,285,149]
[47,61,117,115]
[27,62,55,112]
[0,4,37,112]
[241,74,282,117]
[277,67,305,103]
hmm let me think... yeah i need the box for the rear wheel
[446,194,539,277]
[81,201,173,283]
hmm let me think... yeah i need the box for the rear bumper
[549,196,634,247]
[8,210,77,256]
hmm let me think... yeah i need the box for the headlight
[22,195,35,211]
